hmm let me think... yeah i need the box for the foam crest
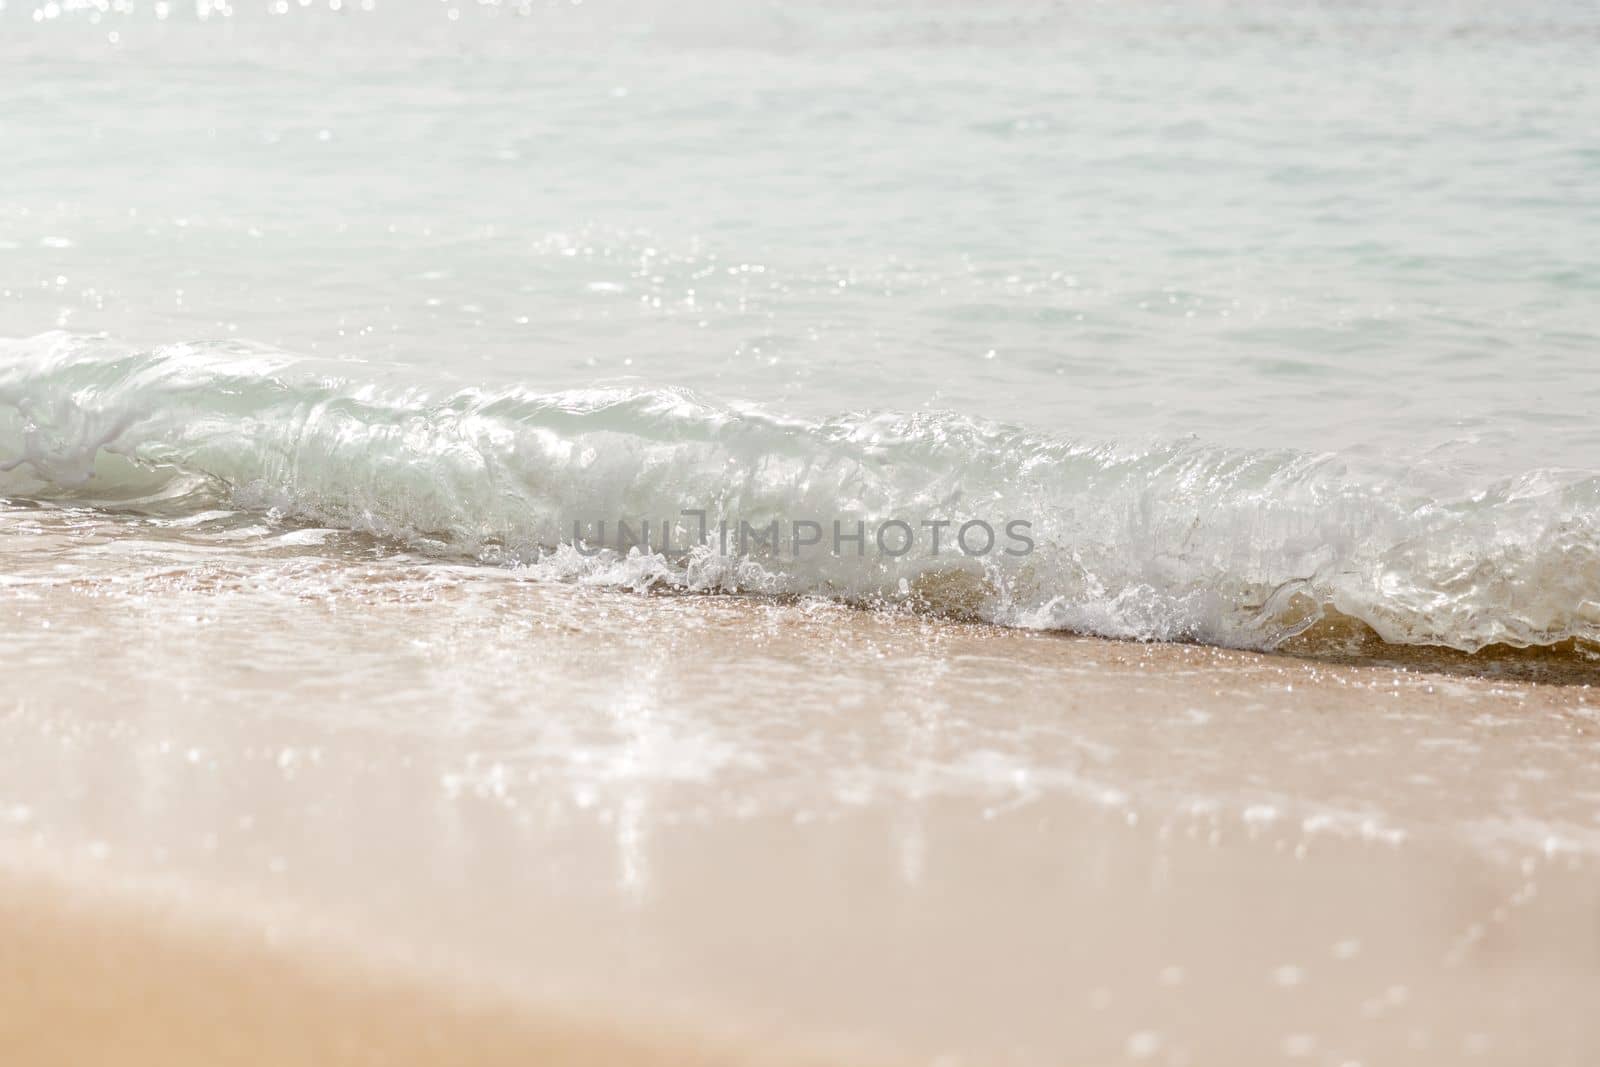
[3,333,1598,653]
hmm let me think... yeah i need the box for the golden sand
[3,540,1599,1065]
[1,859,844,1067]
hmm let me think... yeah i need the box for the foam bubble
[4,332,1599,654]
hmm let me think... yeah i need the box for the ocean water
[3,0,1599,652]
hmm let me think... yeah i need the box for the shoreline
[6,1,1600,1061]
[3,498,1599,1063]
[5,577,1600,1063]
[7,489,1599,690]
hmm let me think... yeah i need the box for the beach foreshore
[6,648,1599,1067]
[3,509,1600,1064]
[3,794,1596,1067]
[2,857,820,1067]
[6,0,1600,1060]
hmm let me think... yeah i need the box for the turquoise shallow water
[2,0,1599,650]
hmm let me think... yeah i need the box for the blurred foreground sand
[2,508,1598,1064]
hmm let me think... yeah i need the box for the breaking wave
[3,332,1598,653]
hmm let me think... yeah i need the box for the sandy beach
[2,862,820,1067]
[4,501,1598,1065]
[5,4,1600,1062]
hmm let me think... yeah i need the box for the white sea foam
[5,333,1597,653]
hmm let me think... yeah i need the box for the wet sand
[1,859,829,1067]
[3,503,1600,1065]
[4,784,1597,1067]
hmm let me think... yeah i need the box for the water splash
[4,332,1598,653]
